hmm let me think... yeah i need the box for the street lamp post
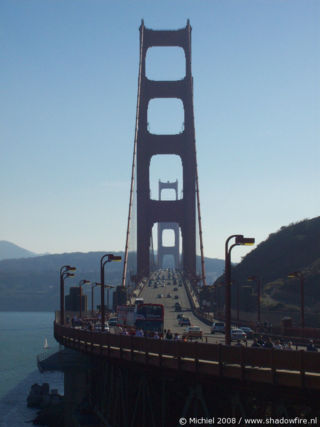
[60,265,76,325]
[216,282,224,315]
[100,254,122,330]
[288,271,305,329]
[236,281,240,322]
[91,283,99,314]
[94,283,115,316]
[248,276,261,324]
[225,235,255,345]
[79,279,90,319]
[105,284,115,314]
[213,285,218,313]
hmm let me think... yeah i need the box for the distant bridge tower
[157,180,180,269]
[136,21,197,281]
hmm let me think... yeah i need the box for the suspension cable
[121,21,145,288]
[187,21,207,287]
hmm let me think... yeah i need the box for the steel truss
[84,356,320,427]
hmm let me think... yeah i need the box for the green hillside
[214,217,320,325]
[0,252,123,311]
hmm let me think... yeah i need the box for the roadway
[133,269,310,350]
[139,269,226,344]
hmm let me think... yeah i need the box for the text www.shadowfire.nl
[178,417,318,425]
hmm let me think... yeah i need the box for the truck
[116,302,164,333]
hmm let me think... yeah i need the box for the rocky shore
[27,382,64,426]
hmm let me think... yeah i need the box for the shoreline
[0,369,64,427]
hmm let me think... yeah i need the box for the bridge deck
[54,322,320,391]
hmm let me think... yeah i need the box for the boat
[43,338,49,349]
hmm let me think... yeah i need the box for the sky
[1,0,319,263]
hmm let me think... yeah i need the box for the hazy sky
[1,0,319,262]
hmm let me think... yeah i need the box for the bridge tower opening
[157,180,180,270]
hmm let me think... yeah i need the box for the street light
[104,284,115,316]
[60,265,76,325]
[225,234,255,345]
[288,271,305,329]
[234,281,240,322]
[248,276,261,324]
[91,283,99,314]
[215,282,224,315]
[100,254,122,330]
[93,282,115,316]
[79,279,90,319]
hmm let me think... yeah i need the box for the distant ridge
[0,241,36,261]
[0,250,224,311]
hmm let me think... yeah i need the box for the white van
[211,322,225,334]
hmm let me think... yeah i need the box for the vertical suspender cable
[121,21,145,288]
[187,21,207,287]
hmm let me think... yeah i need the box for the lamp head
[236,236,255,246]
[109,254,122,262]
[288,272,300,279]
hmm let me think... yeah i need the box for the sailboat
[43,338,49,350]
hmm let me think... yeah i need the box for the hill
[0,251,123,312]
[201,257,225,284]
[214,217,320,326]
[0,241,36,261]
[0,251,224,311]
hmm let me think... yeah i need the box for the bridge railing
[54,322,320,389]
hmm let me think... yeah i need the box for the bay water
[0,312,64,426]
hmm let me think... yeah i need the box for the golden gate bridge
[50,21,320,427]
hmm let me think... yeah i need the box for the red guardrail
[54,322,320,389]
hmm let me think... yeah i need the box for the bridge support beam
[82,357,320,427]
[64,368,87,427]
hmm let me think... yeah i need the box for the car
[179,317,191,326]
[182,326,203,340]
[211,322,225,334]
[173,287,178,291]
[94,323,110,332]
[177,313,184,320]
[167,293,171,298]
[239,326,254,339]
[157,294,162,298]
[174,295,179,299]
[231,328,247,341]
[108,317,118,326]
